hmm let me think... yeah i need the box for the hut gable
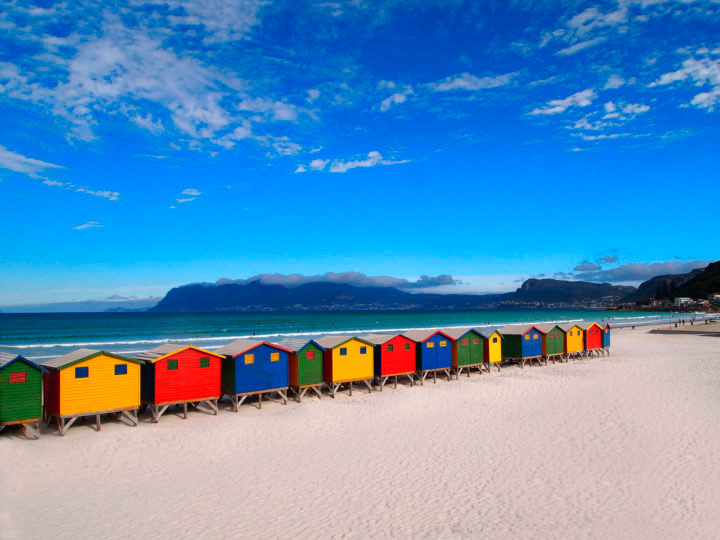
[0,354,46,424]
[499,325,543,358]
[42,349,141,417]
[583,322,603,350]
[317,336,374,383]
[217,340,290,395]
[274,337,325,389]
[137,344,223,406]
[561,324,585,354]
[363,333,416,377]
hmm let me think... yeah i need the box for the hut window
[493,337,498,343]
[533,334,538,339]
[440,341,447,347]
[427,342,435,348]
[605,329,609,333]
[200,358,210,368]
[270,352,280,362]
[9,371,27,383]
[244,354,254,365]
[461,339,468,346]
[114,364,127,375]
[524,335,530,340]
[473,339,479,344]
[168,359,178,370]
[387,344,394,352]
[306,350,315,359]
[360,347,367,354]
[75,367,89,378]
[404,343,410,350]
[340,348,347,356]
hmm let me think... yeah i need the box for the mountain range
[149,278,635,313]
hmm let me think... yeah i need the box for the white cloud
[380,87,413,111]
[294,164,307,173]
[530,89,597,115]
[650,54,720,111]
[77,188,120,201]
[604,74,626,89]
[181,188,201,196]
[0,144,63,178]
[328,151,409,173]
[306,88,320,103]
[556,37,606,56]
[166,0,264,43]
[622,103,650,114]
[604,101,617,113]
[429,72,517,92]
[309,159,328,171]
[175,197,196,204]
[73,221,103,230]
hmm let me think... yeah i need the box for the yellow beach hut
[316,335,375,397]
[42,349,142,436]
[477,328,503,371]
[561,324,585,359]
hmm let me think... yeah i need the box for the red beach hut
[137,344,223,422]
[583,322,603,357]
[363,333,417,390]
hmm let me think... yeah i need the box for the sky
[0,0,719,307]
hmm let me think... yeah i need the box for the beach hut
[273,337,325,402]
[499,325,545,368]
[561,324,585,359]
[536,324,567,363]
[477,328,503,371]
[316,335,375,397]
[602,323,612,355]
[215,340,291,411]
[584,322,604,357]
[442,327,486,378]
[136,344,223,422]
[41,349,142,436]
[0,352,46,439]
[402,329,454,384]
[363,333,416,390]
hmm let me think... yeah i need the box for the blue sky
[0,0,719,307]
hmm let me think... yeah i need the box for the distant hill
[674,261,720,298]
[508,278,635,303]
[623,263,712,302]
[148,278,635,313]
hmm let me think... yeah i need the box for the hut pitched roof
[534,323,564,333]
[272,337,325,353]
[135,343,223,363]
[499,324,544,336]
[41,348,140,370]
[440,327,478,340]
[361,333,398,345]
[559,323,583,332]
[0,352,47,373]
[401,329,452,342]
[215,339,291,357]
[474,328,503,339]
[315,335,373,349]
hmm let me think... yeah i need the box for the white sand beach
[2,327,720,539]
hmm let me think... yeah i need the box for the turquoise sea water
[0,310,695,361]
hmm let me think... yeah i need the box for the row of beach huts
[0,322,611,438]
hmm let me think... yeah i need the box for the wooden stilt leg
[183,403,188,419]
[96,414,101,432]
[394,375,398,389]
[258,393,262,409]
[349,382,352,396]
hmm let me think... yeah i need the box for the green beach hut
[443,327,486,377]
[0,352,46,439]
[274,337,325,402]
[536,324,566,363]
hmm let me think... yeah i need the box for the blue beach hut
[215,339,291,410]
[499,325,545,368]
[602,323,611,354]
[402,329,454,384]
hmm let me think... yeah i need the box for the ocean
[0,310,693,361]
